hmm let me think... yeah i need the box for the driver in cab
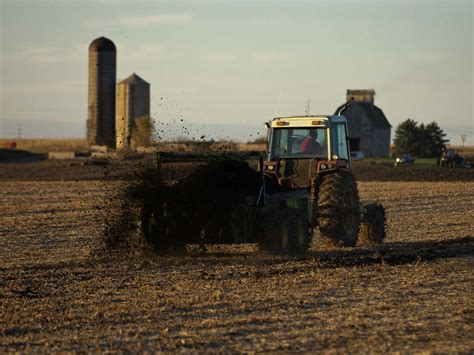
[299,129,324,155]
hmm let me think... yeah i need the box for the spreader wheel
[141,202,159,245]
[258,208,312,256]
[141,203,182,252]
[288,209,312,255]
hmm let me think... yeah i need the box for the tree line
[393,119,448,158]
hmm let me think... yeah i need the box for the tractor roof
[271,115,346,128]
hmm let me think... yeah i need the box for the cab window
[331,124,349,160]
[270,128,328,159]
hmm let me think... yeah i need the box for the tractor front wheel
[288,209,312,255]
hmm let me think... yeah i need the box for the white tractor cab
[267,115,351,166]
[264,115,352,191]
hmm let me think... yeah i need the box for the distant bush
[0,138,89,153]
[246,136,266,144]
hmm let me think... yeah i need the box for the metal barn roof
[343,102,391,128]
[118,73,149,85]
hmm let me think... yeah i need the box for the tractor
[140,113,386,255]
[263,114,385,248]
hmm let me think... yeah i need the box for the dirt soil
[1,177,473,352]
[1,157,474,182]
[352,161,474,181]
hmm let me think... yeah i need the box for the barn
[339,89,391,157]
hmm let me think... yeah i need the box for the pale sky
[0,0,473,143]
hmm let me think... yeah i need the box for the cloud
[200,53,238,64]
[3,44,87,64]
[125,14,192,26]
[253,52,289,63]
[1,80,86,96]
[251,15,292,26]
[89,14,193,28]
[118,44,168,65]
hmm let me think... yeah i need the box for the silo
[116,73,150,149]
[87,37,116,148]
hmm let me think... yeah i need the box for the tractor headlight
[320,163,327,170]
[327,163,334,169]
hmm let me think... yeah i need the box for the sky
[0,0,472,144]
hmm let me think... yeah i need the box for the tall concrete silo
[87,37,116,148]
[116,73,150,149]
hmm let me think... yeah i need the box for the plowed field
[1,180,473,352]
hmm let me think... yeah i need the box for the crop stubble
[0,180,473,352]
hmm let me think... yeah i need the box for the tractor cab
[264,115,351,191]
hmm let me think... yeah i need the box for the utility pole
[305,99,310,116]
[420,123,425,158]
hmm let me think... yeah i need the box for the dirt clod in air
[99,165,159,255]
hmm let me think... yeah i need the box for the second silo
[116,73,150,149]
[87,37,116,148]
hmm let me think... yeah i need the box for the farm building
[115,73,150,149]
[340,89,391,157]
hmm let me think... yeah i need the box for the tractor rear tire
[316,171,360,247]
[359,203,386,245]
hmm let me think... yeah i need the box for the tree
[424,121,448,157]
[393,119,420,156]
[393,119,449,157]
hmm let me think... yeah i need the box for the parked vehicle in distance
[462,155,474,168]
[440,148,465,169]
[350,151,364,160]
[395,153,416,167]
